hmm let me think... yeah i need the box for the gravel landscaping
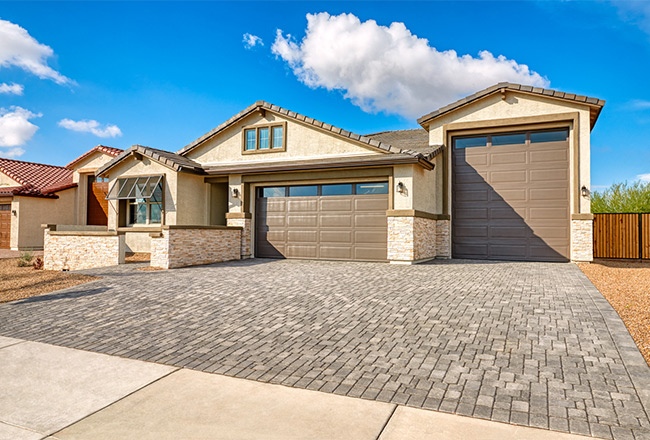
[0,258,97,303]
[579,260,650,366]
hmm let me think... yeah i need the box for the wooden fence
[593,213,650,259]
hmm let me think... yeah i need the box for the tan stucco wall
[424,91,592,214]
[0,171,20,188]
[12,189,76,249]
[392,164,437,213]
[70,151,121,225]
[105,157,179,229]
[185,112,383,165]
[176,173,209,225]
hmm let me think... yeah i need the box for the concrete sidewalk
[0,337,594,440]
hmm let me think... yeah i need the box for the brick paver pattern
[1,259,649,440]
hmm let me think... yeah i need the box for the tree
[591,181,650,213]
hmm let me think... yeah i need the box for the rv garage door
[452,128,570,261]
[256,182,388,261]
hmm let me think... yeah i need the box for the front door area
[87,175,109,226]
[0,204,10,249]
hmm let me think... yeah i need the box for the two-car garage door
[452,128,571,262]
[256,182,388,261]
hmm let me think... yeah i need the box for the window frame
[107,174,164,227]
[241,121,287,154]
[453,127,569,149]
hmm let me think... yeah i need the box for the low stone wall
[571,218,593,262]
[435,219,451,258]
[43,225,125,271]
[150,225,242,269]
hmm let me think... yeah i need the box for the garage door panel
[256,185,387,261]
[320,198,352,211]
[288,200,318,212]
[453,129,569,261]
[287,230,318,242]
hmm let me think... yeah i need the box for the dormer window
[242,122,286,154]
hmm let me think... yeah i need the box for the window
[321,184,352,196]
[242,122,286,153]
[454,136,488,149]
[245,129,256,151]
[356,182,389,195]
[491,133,526,146]
[530,129,568,143]
[0,204,10,211]
[289,185,318,197]
[106,175,164,225]
[261,187,286,198]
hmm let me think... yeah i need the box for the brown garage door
[452,128,570,261]
[256,182,388,261]
[0,204,10,249]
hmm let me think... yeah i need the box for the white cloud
[58,118,122,138]
[0,82,23,95]
[0,106,40,149]
[243,33,263,49]
[1,147,25,158]
[0,18,72,85]
[272,13,549,119]
[628,99,650,110]
[637,173,650,182]
[612,1,650,37]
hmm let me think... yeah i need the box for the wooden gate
[593,213,650,259]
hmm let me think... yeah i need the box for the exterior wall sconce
[232,188,240,198]
[11,210,16,216]
[581,185,590,198]
[396,182,406,194]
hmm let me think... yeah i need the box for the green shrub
[17,251,34,267]
[591,181,650,213]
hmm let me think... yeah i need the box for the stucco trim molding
[572,213,594,220]
[386,209,449,220]
[225,212,252,219]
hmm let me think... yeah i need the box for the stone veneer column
[226,214,252,259]
[387,214,438,263]
[571,218,593,262]
[435,219,451,259]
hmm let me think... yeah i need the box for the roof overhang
[417,83,605,130]
[97,145,205,177]
[203,154,434,176]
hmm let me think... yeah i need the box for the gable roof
[96,145,205,177]
[417,82,606,129]
[0,157,74,199]
[177,101,437,163]
[364,128,443,161]
[66,145,123,169]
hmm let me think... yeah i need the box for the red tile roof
[65,145,123,169]
[0,157,75,199]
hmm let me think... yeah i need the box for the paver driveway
[1,259,649,440]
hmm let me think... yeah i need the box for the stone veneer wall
[571,219,593,262]
[150,226,242,269]
[226,217,252,258]
[435,220,451,258]
[387,216,438,263]
[43,227,124,271]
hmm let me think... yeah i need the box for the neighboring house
[0,146,122,250]
[93,82,603,264]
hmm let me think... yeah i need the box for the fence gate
[593,213,650,259]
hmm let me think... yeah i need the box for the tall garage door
[0,204,10,249]
[256,182,388,261]
[452,128,570,261]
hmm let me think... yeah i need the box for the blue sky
[0,1,649,189]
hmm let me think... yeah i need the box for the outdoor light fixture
[11,210,16,216]
[396,182,406,194]
[232,188,240,198]
[581,185,590,198]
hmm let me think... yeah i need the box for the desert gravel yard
[0,258,96,303]
[1,259,650,440]
[579,260,650,366]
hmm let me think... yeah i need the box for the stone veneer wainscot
[571,218,593,262]
[43,225,125,271]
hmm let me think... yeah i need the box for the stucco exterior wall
[425,92,592,215]
[0,172,20,188]
[392,164,438,214]
[185,112,383,165]
[176,173,209,225]
[13,189,77,250]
